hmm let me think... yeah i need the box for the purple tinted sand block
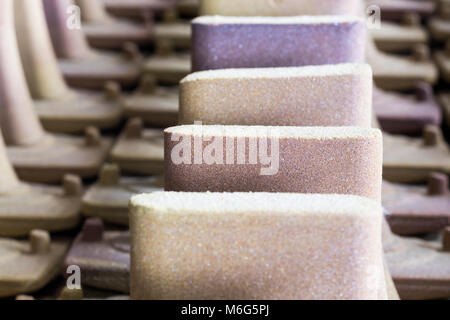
[164,125,382,201]
[130,192,385,300]
[191,16,366,72]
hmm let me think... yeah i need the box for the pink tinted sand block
[180,64,373,127]
[130,192,385,300]
[191,16,366,72]
[164,126,382,202]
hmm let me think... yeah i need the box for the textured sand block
[199,0,362,16]
[180,64,372,127]
[165,126,382,201]
[130,192,385,300]
[192,16,366,72]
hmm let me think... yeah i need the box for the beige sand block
[435,42,450,83]
[130,192,386,300]
[143,41,191,85]
[176,0,199,17]
[83,164,163,225]
[165,125,383,201]
[76,0,153,49]
[180,64,372,127]
[14,0,122,133]
[383,126,450,183]
[384,220,450,299]
[368,38,438,90]
[64,218,130,293]
[371,17,429,53]
[382,173,450,236]
[0,230,69,298]
[43,0,141,90]
[199,0,362,16]
[155,10,191,51]
[110,118,164,175]
[373,84,442,135]
[8,129,113,184]
[101,0,174,19]
[123,75,179,127]
[439,93,450,127]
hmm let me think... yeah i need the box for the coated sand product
[439,93,450,127]
[383,126,450,183]
[76,0,153,49]
[0,130,82,237]
[165,125,382,202]
[366,0,436,21]
[371,19,428,53]
[123,75,179,127]
[0,230,69,298]
[180,64,372,127]
[64,218,130,293]
[199,0,362,16]
[110,118,164,175]
[143,40,191,85]
[82,164,163,225]
[373,84,442,135]
[0,0,112,183]
[43,0,141,89]
[14,0,122,133]
[191,16,366,72]
[384,219,450,300]
[101,0,174,19]
[130,192,385,300]
[383,173,450,235]
[367,37,438,90]
[435,42,450,84]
